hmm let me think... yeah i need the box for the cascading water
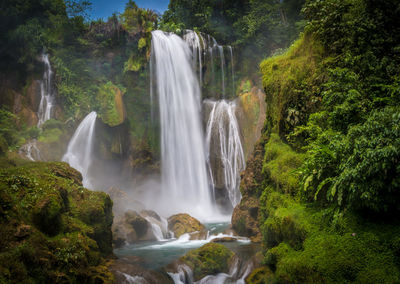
[205,100,245,209]
[150,30,219,221]
[19,140,42,161]
[183,30,235,100]
[37,53,55,127]
[62,112,97,188]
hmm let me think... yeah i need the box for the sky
[89,0,170,19]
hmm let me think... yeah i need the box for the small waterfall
[228,46,235,97]
[62,112,97,188]
[205,100,245,208]
[169,257,253,284]
[150,30,217,220]
[144,216,170,241]
[37,53,55,127]
[168,264,194,284]
[19,140,42,161]
[184,30,234,99]
[218,46,225,98]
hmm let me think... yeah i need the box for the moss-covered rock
[246,266,275,284]
[179,243,235,281]
[236,83,266,160]
[97,82,126,127]
[260,34,325,142]
[0,161,114,283]
[168,213,205,238]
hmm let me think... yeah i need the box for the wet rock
[140,210,161,222]
[211,237,237,243]
[167,213,205,238]
[188,229,208,240]
[112,209,161,247]
[124,210,149,237]
[110,259,173,284]
[231,140,265,242]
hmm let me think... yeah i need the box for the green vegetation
[0,161,113,283]
[180,243,234,281]
[251,0,400,282]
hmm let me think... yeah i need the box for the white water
[37,53,55,127]
[205,100,245,208]
[19,140,42,161]
[169,255,253,284]
[62,112,97,188]
[150,30,221,221]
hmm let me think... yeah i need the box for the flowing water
[150,30,220,221]
[37,53,55,127]
[205,100,245,208]
[62,111,97,188]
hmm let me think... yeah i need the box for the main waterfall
[150,30,219,220]
[62,112,97,188]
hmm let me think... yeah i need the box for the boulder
[167,213,205,238]
[210,237,237,243]
[167,243,235,281]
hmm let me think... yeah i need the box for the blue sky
[89,0,170,19]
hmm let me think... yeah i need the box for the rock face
[0,161,114,283]
[167,213,205,238]
[236,85,267,160]
[231,139,265,242]
[97,82,126,127]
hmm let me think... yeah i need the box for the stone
[167,213,205,238]
[210,237,237,243]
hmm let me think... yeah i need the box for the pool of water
[113,222,260,270]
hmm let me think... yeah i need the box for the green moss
[260,34,325,140]
[0,161,114,283]
[96,81,126,127]
[181,243,234,281]
[262,134,304,194]
[246,266,275,284]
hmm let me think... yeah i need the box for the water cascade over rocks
[37,53,55,127]
[183,30,235,99]
[204,100,245,209]
[150,30,218,221]
[62,111,97,188]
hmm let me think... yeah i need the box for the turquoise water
[113,222,260,270]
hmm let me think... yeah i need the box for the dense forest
[1,0,400,283]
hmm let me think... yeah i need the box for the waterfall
[205,100,245,208]
[228,46,235,97]
[62,112,97,188]
[184,30,234,100]
[150,30,217,220]
[19,140,42,161]
[37,53,55,127]
[218,46,225,98]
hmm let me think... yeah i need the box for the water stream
[37,53,55,127]
[62,111,97,188]
[205,100,245,209]
[150,30,219,221]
